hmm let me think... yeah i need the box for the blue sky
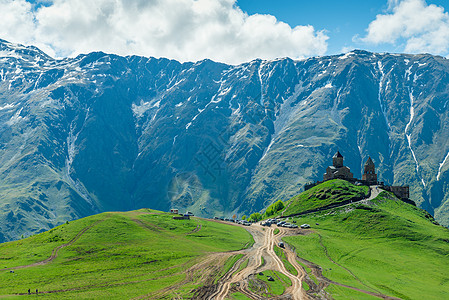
[237,0,449,55]
[1,0,449,64]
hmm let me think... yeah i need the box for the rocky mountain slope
[1,39,449,241]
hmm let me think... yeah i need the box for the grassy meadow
[283,192,449,299]
[0,209,253,299]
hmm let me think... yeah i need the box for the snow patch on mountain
[405,89,425,186]
[258,62,267,107]
[167,78,185,92]
[65,117,96,207]
[339,52,354,60]
[132,99,160,117]
[437,152,449,181]
[0,103,14,110]
[6,107,25,126]
[0,50,22,59]
[260,139,274,162]
[377,61,391,130]
[324,82,333,89]
[405,65,413,81]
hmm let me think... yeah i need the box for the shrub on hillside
[248,213,263,222]
[264,200,285,218]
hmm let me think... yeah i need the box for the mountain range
[1,39,449,242]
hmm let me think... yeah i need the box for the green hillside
[0,209,253,299]
[283,190,449,299]
[282,179,369,216]
[2,179,449,300]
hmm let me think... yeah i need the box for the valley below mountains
[1,39,449,241]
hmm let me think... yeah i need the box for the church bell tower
[362,157,377,184]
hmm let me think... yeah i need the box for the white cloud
[0,0,329,64]
[0,1,35,43]
[362,0,449,55]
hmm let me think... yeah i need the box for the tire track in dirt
[208,255,247,299]
[131,218,164,232]
[208,224,265,300]
[268,227,306,300]
[186,224,202,235]
[4,218,106,271]
[208,224,307,300]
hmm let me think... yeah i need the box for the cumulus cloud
[0,0,328,64]
[362,0,449,55]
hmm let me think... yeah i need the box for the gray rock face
[1,40,449,241]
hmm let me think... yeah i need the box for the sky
[0,0,449,64]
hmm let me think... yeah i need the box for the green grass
[0,214,104,269]
[283,179,369,216]
[0,209,253,299]
[227,292,252,300]
[296,260,311,274]
[249,270,291,297]
[273,246,298,276]
[325,284,379,300]
[302,280,310,291]
[215,254,244,283]
[233,258,249,275]
[309,274,318,286]
[273,228,280,235]
[284,192,449,300]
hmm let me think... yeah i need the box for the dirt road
[208,223,307,300]
[4,219,105,271]
[206,186,388,299]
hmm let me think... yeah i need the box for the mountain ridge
[1,39,449,241]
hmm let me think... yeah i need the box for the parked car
[300,224,311,229]
[279,242,285,248]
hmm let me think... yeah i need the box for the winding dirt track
[208,223,307,300]
[4,219,105,271]
[4,187,397,299]
[205,187,396,299]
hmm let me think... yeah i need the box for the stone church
[323,151,354,181]
[318,151,409,200]
[323,151,379,185]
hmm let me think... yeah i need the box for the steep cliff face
[1,39,449,241]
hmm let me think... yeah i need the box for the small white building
[170,209,179,214]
